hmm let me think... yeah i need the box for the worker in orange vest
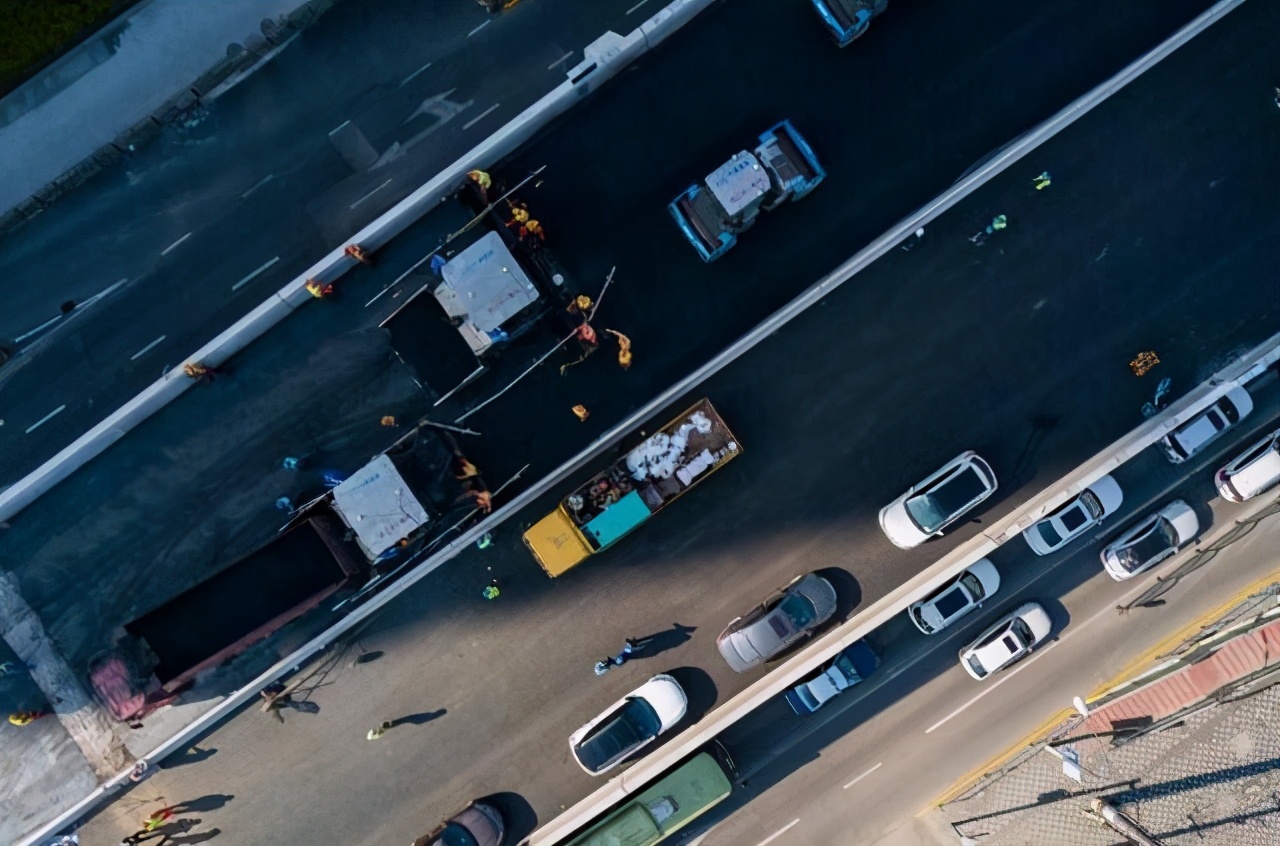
[345,243,374,265]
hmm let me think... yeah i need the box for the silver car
[1100,500,1199,581]
[717,573,837,673]
[413,801,505,846]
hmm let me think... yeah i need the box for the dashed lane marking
[843,762,883,789]
[548,51,574,71]
[160,232,192,256]
[130,335,167,361]
[240,174,274,199]
[462,103,500,130]
[400,62,432,87]
[468,20,490,38]
[232,256,281,291]
[350,180,393,210]
[754,819,800,846]
[26,405,66,434]
[627,0,651,14]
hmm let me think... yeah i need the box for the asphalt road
[67,1,1280,842]
[0,0,650,485]
[693,459,1280,846]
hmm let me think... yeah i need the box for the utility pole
[1090,798,1165,846]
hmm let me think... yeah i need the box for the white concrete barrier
[0,0,720,525]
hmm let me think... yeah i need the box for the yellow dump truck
[523,398,741,576]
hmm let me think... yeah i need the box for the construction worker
[182,362,219,383]
[455,455,480,480]
[458,488,493,513]
[1032,171,1052,190]
[606,329,632,370]
[520,219,545,242]
[467,169,492,202]
[8,710,46,726]
[481,579,501,600]
[506,202,530,229]
[305,279,334,298]
[572,404,590,422]
[576,321,598,347]
[345,244,374,266]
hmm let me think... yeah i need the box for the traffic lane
[0,0,639,333]
[697,478,1280,846]
[452,0,1219,483]
[0,0,644,475]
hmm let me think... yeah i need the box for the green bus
[564,750,734,846]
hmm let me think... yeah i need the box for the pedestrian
[481,579,501,600]
[305,278,335,298]
[476,533,493,550]
[519,219,545,242]
[458,488,493,513]
[141,807,175,832]
[1032,171,1051,190]
[429,253,448,276]
[8,709,48,726]
[182,362,221,383]
[969,214,1007,245]
[367,720,394,740]
[466,169,492,202]
[275,496,293,512]
[506,201,530,228]
[593,658,612,677]
[380,415,398,427]
[454,456,480,480]
[572,404,590,422]
[605,329,632,370]
[345,243,374,266]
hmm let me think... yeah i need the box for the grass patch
[0,0,122,96]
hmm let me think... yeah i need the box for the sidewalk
[0,0,317,218]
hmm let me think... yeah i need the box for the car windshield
[911,605,934,634]
[1035,521,1063,548]
[966,653,988,678]
[1010,618,1034,648]
[932,585,969,620]
[574,698,661,772]
[1117,519,1177,572]
[1079,490,1104,520]
[779,593,817,629]
[959,571,986,601]
[1219,399,1240,425]
[434,825,480,846]
[906,467,986,532]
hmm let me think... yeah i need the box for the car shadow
[815,567,862,623]
[664,665,719,722]
[479,792,537,843]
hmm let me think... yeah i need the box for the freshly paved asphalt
[0,0,648,485]
[63,1,1280,843]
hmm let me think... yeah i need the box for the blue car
[668,120,825,262]
[784,639,880,715]
[811,0,888,48]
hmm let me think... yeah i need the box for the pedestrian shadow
[165,829,221,845]
[623,623,698,660]
[172,794,233,813]
[479,792,537,843]
[391,709,446,727]
[162,746,217,769]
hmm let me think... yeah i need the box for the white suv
[908,559,1000,635]
[959,602,1052,680]
[1158,386,1253,464]
[879,451,997,549]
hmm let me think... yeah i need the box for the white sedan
[569,674,687,776]
[1100,500,1199,581]
[1216,427,1280,502]
[959,602,1052,680]
[879,451,998,549]
[1023,475,1123,556]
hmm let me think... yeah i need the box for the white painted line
[548,51,574,71]
[400,62,432,87]
[843,762,883,789]
[462,103,500,130]
[129,335,167,361]
[160,232,192,256]
[13,315,63,344]
[468,20,490,38]
[80,278,128,308]
[26,405,66,434]
[627,0,651,14]
[240,174,274,199]
[350,179,393,210]
[754,819,800,846]
[328,119,350,136]
[925,639,1063,734]
[231,256,281,291]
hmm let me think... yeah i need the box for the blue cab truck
[667,120,825,262]
[811,0,888,48]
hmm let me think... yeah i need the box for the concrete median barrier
[0,0,719,526]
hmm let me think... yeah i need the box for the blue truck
[810,0,888,48]
[668,120,825,262]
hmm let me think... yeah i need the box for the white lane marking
[627,0,651,14]
[80,277,128,307]
[350,179,393,210]
[926,639,1063,734]
[240,174,274,199]
[232,256,281,291]
[26,405,66,434]
[329,119,350,135]
[468,20,490,38]
[13,314,63,344]
[548,51,574,71]
[129,335,167,361]
[754,819,800,846]
[400,62,432,87]
[843,762,883,789]
[462,103,500,130]
[160,232,192,255]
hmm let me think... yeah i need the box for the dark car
[784,639,880,714]
[716,572,838,672]
[412,801,505,846]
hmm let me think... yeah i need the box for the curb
[928,496,1280,810]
